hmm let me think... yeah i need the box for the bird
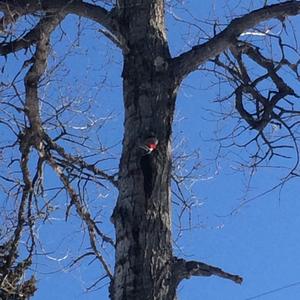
[139,136,158,197]
[139,136,158,155]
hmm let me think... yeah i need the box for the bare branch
[44,133,118,187]
[45,153,114,279]
[0,120,36,300]
[173,257,243,286]
[0,0,127,52]
[24,13,64,136]
[171,1,300,81]
[0,12,65,299]
[208,29,300,173]
[0,13,65,55]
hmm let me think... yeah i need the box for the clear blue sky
[4,1,300,299]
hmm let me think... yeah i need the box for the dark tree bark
[1,1,300,299]
[110,3,176,298]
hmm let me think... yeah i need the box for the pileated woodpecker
[139,136,158,197]
[139,136,159,154]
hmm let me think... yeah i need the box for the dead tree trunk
[110,2,178,299]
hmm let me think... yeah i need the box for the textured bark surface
[110,1,178,299]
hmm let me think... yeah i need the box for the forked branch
[0,13,65,55]
[46,153,114,279]
[44,133,118,187]
[171,1,300,81]
[0,0,126,52]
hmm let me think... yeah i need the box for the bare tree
[1,0,300,299]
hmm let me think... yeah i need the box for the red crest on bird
[140,136,158,153]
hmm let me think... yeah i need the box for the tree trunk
[110,1,179,299]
